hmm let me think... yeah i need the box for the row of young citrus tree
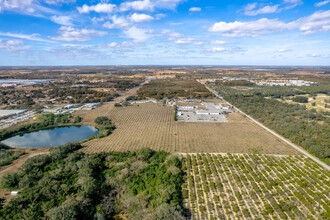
[182,153,329,220]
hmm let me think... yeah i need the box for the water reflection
[2,126,99,148]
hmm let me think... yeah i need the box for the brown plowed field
[83,103,300,155]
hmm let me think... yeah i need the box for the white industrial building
[130,100,157,104]
[196,110,222,115]
[64,104,74,109]
[178,106,195,111]
[0,109,27,118]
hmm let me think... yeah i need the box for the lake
[2,126,99,148]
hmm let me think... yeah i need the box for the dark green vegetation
[48,87,116,104]
[137,79,213,99]
[0,113,79,142]
[213,85,330,165]
[292,96,308,103]
[0,144,185,220]
[0,143,25,167]
[91,116,116,139]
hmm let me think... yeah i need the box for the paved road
[203,84,330,170]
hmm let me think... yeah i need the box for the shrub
[1,172,19,189]
[94,117,111,125]
[47,203,78,220]
[292,96,308,103]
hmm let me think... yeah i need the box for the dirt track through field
[0,152,49,179]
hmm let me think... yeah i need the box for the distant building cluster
[176,99,233,123]
[130,100,158,104]
[253,80,316,86]
[0,79,50,88]
[199,78,316,87]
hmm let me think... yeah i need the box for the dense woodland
[0,143,25,168]
[137,79,213,99]
[214,84,330,164]
[0,144,185,219]
[48,87,116,104]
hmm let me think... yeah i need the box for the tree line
[215,86,330,165]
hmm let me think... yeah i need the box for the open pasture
[182,153,329,220]
[83,103,299,155]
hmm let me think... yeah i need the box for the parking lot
[0,111,35,130]
[177,111,228,122]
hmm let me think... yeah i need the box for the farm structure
[182,153,329,220]
[176,101,232,122]
[83,103,299,155]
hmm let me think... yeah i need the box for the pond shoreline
[2,125,99,148]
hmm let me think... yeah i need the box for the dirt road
[0,152,49,179]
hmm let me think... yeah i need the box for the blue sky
[0,0,329,66]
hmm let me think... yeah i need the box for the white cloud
[174,38,203,45]
[103,41,139,48]
[209,10,330,37]
[51,16,73,26]
[0,32,53,43]
[244,3,280,16]
[0,0,56,16]
[77,3,116,14]
[294,10,330,34]
[128,13,154,22]
[119,0,185,11]
[44,0,76,5]
[161,30,183,40]
[189,7,201,12]
[155,0,186,9]
[0,39,27,51]
[315,0,330,7]
[50,26,107,42]
[211,40,227,45]
[283,0,303,9]
[106,42,118,47]
[120,0,154,11]
[209,18,289,37]
[103,16,129,29]
[277,48,289,53]
[1,0,35,13]
[155,13,166,20]
[207,47,226,52]
[311,53,321,57]
[124,26,150,41]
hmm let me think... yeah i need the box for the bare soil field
[83,103,300,155]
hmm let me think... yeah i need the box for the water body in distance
[2,126,99,148]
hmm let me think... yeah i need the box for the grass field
[275,94,330,112]
[182,153,329,220]
[83,103,299,155]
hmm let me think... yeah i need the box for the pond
[2,126,99,148]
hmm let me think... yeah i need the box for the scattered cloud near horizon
[0,0,329,65]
